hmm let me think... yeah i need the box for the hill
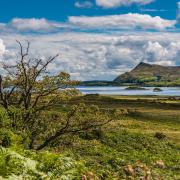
[114,62,180,86]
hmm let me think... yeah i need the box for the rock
[82,172,99,180]
[153,88,162,92]
[124,165,136,176]
[155,160,165,169]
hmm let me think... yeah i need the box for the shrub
[36,151,86,179]
[0,108,10,128]
[80,128,104,140]
[0,129,14,147]
[0,147,41,178]
[0,129,22,148]
[154,132,166,140]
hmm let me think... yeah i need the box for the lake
[77,86,180,96]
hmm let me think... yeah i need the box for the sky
[0,0,180,80]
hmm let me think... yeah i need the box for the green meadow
[1,94,180,179]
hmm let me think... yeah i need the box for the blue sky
[0,0,179,22]
[0,0,179,80]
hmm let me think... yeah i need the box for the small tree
[0,41,115,150]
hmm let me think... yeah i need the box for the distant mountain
[114,62,180,86]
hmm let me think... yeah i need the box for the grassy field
[50,95,180,179]
[1,94,180,179]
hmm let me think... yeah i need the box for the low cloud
[96,0,154,8]
[0,39,6,56]
[144,41,169,62]
[69,13,176,31]
[0,18,69,33]
[1,32,180,80]
[75,1,93,8]
[140,8,167,12]
[9,18,53,31]
[0,14,176,34]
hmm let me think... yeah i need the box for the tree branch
[36,111,113,150]
[0,75,8,109]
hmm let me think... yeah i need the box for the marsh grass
[0,94,180,179]
[51,95,180,179]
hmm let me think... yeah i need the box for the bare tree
[0,41,116,150]
[0,41,71,113]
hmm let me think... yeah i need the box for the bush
[0,129,22,148]
[0,108,10,128]
[0,147,42,178]
[0,129,14,147]
[80,128,104,140]
[154,132,166,140]
[35,151,86,179]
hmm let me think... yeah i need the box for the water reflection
[77,86,180,96]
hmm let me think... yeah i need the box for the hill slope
[114,62,180,86]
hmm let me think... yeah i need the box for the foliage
[35,151,86,179]
[60,131,180,179]
[154,132,166,140]
[35,103,117,150]
[0,41,114,150]
[0,146,87,179]
[0,95,180,179]
[0,107,10,128]
[0,128,23,148]
[0,41,75,149]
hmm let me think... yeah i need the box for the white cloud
[144,41,168,61]
[0,18,72,33]
[140,8,167,12]
[143,41,180,65]
[9,18,53,31]
[69,13,176,30]
[0,15,176,33]
[96,0,154,8]
[0,12,178,80]
[75,1,93,8]
[0,39,6,56]
[1,32,180,80]
[106,46,139,69]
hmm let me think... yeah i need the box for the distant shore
[78,81,180,87]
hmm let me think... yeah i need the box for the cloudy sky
[0,0,180,80]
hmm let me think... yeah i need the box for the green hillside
[114,62,180,86]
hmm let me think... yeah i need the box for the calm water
[77,86,180,96]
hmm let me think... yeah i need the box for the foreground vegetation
[1,95,180,179]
